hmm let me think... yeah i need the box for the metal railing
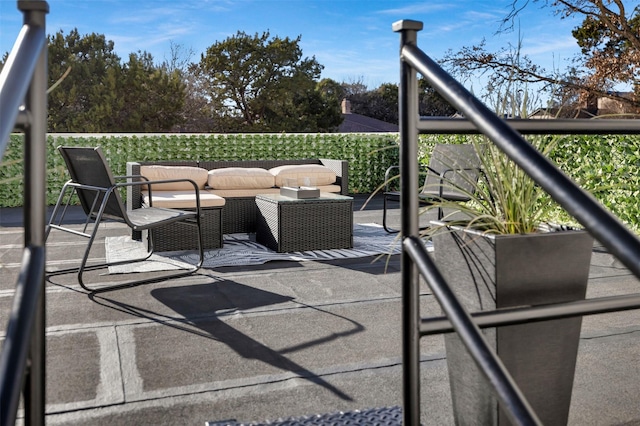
[0,1,49,425]
[393,19,640,425]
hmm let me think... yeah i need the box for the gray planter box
[432,228,593,425]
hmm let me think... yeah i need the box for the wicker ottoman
[149,206,223,252]
[255,193,353,253]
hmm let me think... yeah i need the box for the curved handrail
[0,247,46,426]
[0,20,46,151]
[418,116,640,134]
[0,2,49,425]
[401,42,640,277]
[394,19,640,426]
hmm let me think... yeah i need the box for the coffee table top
[256,192,353,203]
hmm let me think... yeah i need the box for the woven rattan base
[150,206,223,252]
[221,197,258,234]
[255,193,353,253]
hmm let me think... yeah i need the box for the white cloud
[376,2,455,16]
[522,36,578,57]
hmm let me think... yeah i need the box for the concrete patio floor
[1,194,639,425]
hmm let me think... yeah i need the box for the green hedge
[0,133,399,207]
[2,132,637,232]
[418,133,640,233]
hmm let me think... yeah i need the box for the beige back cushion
[140,165,208,190]
[269,164,337,187]
[208,167,275,189]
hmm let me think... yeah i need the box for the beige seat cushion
[315,184,341,194]
[142,190,226,209]
[140,165,208,191]
[207,185,341,198]
[206,188,281,198]
[208,168,275,189]
[269,164,336,187]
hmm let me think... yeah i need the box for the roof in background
[337,99,398,133]
[338,113,399,132]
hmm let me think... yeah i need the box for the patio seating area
[1,195,640,425]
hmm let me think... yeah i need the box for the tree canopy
[45,29,185,132]
[1,28,347,132]
[347,79,455,123]
[443,0,640,116]
[193,31,342,132]
[4,3,638,131]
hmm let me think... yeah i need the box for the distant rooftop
[338,99,399,133]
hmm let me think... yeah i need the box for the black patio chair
[45,146,204,293]
[382,143,482,233]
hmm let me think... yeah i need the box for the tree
[178,64,217,132]
[347,81,455,124]
[111,51,186,132]
[155,42,215,132]
[348,83,397,123]
[569,1,640,104]
[47,29,122,131]
[341,77,369,97]
[194,30,342,132]
[418,80,458,117]
[5,29,187,132]
[303,78,344,132]
[443,1,640,114]
[160,41,195,75]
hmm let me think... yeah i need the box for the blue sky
[1,0,584,89]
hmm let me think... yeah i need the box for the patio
[1,194,639,425]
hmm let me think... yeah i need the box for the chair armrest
[384,165,400,192]
[423,165,481,199]
[320,159,349,195]
[384,165,432,193]
[115,174,148,180]
[126,162,144,210]
[117,178,201,211]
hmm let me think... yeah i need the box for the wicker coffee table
[255,193,353,253]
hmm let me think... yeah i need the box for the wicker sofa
[126,159,349,250]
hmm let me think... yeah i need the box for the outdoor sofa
[126,159,348,251]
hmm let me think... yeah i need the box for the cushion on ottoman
[140,165,208,191]
[269,164,336,187]
[142,190,226,209]
[206,187,281,198]
[208,167,275,189]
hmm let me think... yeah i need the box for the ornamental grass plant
[422,135,565,235]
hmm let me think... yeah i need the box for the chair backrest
[422,144,481,201]
[58,146,127,221]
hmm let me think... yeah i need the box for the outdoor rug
[105,223,432,274]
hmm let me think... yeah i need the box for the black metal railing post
[0,1,49,425]
[392,19,423,426]
[22,1,49,424]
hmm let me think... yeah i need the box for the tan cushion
[140,165,208,190]
[269,164,336,187]
[206,185,340,198]
[142,190,226,209]
[206,188,281,198]
[207,167,275,189]
[315,184,341,194]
